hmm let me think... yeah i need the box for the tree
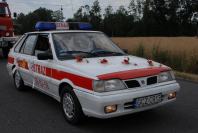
[15,7,55,34]
[73,5,90,22]
[128,0,144,21]
[15,1,197,37]
[52,10,64,22]
[176,0,196,35]
[103,5,114,36]
[128,0,137,17]
[89,0,102,30]
[112,6,134,36]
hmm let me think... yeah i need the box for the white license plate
[133,94,162,108]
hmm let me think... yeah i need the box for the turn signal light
[104,105,117,113]
[168,92,176,99]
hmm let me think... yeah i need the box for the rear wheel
[61,86,85,124]
[14,70,25,91]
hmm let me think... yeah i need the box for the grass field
[112,37,198,55]
[112,37,198,74]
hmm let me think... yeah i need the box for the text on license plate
[133,94,162,108]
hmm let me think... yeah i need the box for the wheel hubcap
[63,93,75,119]
[15,71,21,88]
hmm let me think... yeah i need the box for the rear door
[16,34,38,87]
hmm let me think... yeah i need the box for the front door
[31,34,55,96]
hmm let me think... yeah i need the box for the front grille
[147,76,157,85]
[125,80,140,88]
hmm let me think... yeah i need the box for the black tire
[60,86,85,124]
[13,70,25,91]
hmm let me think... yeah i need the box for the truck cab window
[0,6,9,17]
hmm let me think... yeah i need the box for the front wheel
[61,86,85,124]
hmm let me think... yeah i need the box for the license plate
[133,94,162,108]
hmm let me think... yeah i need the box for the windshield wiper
[91,50,125,56]
[59,50,93,55]
[58,50,125,60]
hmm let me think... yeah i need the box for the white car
[7,22,180,124]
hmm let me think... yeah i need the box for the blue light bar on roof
[35,22,56,31]
[35,21,93,31]
[78,23,92,30]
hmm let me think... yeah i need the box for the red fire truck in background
[0,0,18,58]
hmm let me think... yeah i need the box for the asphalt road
[0,59,198,133]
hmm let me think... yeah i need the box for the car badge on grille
[141,80,146,86]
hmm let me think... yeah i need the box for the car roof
[25,30,102,35]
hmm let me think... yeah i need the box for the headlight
[93,79,126,92]
[158,71,175,83]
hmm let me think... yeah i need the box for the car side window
[14,36,26,53]
[21,35,38,55]
[34,34,51,56]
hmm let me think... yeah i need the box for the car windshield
[52,32,125,60]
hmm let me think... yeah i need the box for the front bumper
[74,81,180,119]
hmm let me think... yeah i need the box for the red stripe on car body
[33,64,93,91]
[51,68,93,90]
[97,67,170,80]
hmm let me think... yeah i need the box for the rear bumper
[74,81,180,119]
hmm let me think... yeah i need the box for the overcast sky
[7,0,131,19]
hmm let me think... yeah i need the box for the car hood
[59,56,170,80]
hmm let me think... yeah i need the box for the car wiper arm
[91,50,124,56]
[59,50,93,55]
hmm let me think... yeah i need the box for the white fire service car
[7,22,180,124]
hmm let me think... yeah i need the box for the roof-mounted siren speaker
[2,0,6,2]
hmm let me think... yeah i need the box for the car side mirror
[123,49,128,54]
[37,52,53,60]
